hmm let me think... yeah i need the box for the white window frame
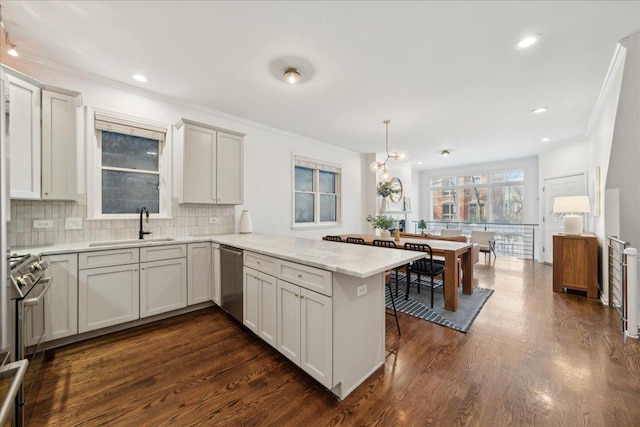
[86,107,173,220]
[292,154,342,230]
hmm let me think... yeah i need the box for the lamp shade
[552,195,591,214]
[553,195,590,235]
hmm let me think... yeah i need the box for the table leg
[461,249,473,295]
[444,251,458,311]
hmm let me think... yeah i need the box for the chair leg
[395,267,399,297]
[430,275,435,308]
[417,274,421,294]
[387,283,401,336]
[405,270,411,300]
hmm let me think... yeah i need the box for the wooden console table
[552,233,598,298]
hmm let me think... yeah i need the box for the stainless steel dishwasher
[220,245,243,322]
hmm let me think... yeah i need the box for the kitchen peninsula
[17,233,423,400]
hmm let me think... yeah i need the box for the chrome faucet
[139,207,151,240]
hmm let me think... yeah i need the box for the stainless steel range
[8,253,52,426]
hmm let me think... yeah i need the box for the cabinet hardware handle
[257,261,261,264]
[300,295,305,299]
[298,274,303,278]
[134,269,138,271]
[294,293,299,297]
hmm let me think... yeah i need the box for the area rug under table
[385,272,494,333]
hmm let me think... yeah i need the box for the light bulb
[396,150,409,161]
[515,34,541,50]
[283,68,301,84]
[380,168,392,182]
[369,161,382,173]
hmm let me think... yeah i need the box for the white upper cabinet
[176,118,244,205]
[41,89,78,200]
[7,74,41,199]
[4,67,81,200]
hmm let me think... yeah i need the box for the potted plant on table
[417,219,427,234]
[366,214,396,240]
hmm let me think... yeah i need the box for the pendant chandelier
[369,120,407,182]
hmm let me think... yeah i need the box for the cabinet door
[259,273,277,348]
[41,90,77,200]
[243,267,260,334]
[301,288,333,388]
[43,253,78,341]
[212,244,221,305]
[216,132,243,204]
[8,75,41,199]
[277,280,301,365]
[140,258,187,318]
[78,264,139,333]
[187,243,211,305]
[183,124,216,203]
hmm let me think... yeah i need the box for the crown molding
[586,43,626,136]
[11,54,364,157]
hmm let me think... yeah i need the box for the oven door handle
[23,277,53,307]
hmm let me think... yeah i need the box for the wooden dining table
[331,234,474,312]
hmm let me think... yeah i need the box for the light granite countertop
[12,233,424,278]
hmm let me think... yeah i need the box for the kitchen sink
[89,238,176,247]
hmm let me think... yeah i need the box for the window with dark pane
[102,131,159,171]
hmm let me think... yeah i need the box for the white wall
[4,59,367,242]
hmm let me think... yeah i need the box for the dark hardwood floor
[27,258,640,426]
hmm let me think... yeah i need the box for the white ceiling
[2,1,639,169]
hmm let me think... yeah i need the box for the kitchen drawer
[278,260,332,297]
[79,248,139,270]
[140,244,187,262]
[244,251,277,276]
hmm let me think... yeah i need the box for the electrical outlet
[209,217,219,224]
[33,219,53,229]
[356,284,367,297]
[65,217,83,230]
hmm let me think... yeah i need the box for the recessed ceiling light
[283,67,301,84]
[441,150,450,157]
[515,34,541,50]
[532,107,548,114]
[132,74,148,82]
[541,137,550,142]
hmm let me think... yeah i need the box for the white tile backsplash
[7,195,235,248]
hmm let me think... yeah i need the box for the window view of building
[431,170,524,223]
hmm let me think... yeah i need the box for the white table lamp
[553,195,591,234]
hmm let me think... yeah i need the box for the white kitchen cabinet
[78,263,140,333]
[187,242,212,305]
[7,73,41,199]
[212,244,221,305]
[244,266,277,348]
[176,118,244,205]
[41,88,79,200]
[43,253,78,341]
[277,279,333,388]
[140,258,187,318]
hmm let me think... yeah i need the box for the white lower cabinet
[140,258,187,318]
[43,253,78,341]
[243,267,277,348]
[187,243,211,305]
[78,263,140,333]
[277,279,333,388]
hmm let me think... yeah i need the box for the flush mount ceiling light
[132,73,148,82]
[515,34,541,50]
[283,67,302,84]
[441,150,450,157]
[369,120,408,182]
[531,107,548,114]
[541,137,550,142]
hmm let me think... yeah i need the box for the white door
[44,253,78,341]
[277,280,301,365]
[187,243,211,305]
[140,258,187,318]
[543,173,586,263]
[79,264,140,333]
[300,288,333,388]
[243,267,260,333]
[259,273,277,348]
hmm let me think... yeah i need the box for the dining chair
[471,231,496,264]
[346,237,366,244]
[324,235,343,242]
[373,240,401,336]
[403,242,445,308]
